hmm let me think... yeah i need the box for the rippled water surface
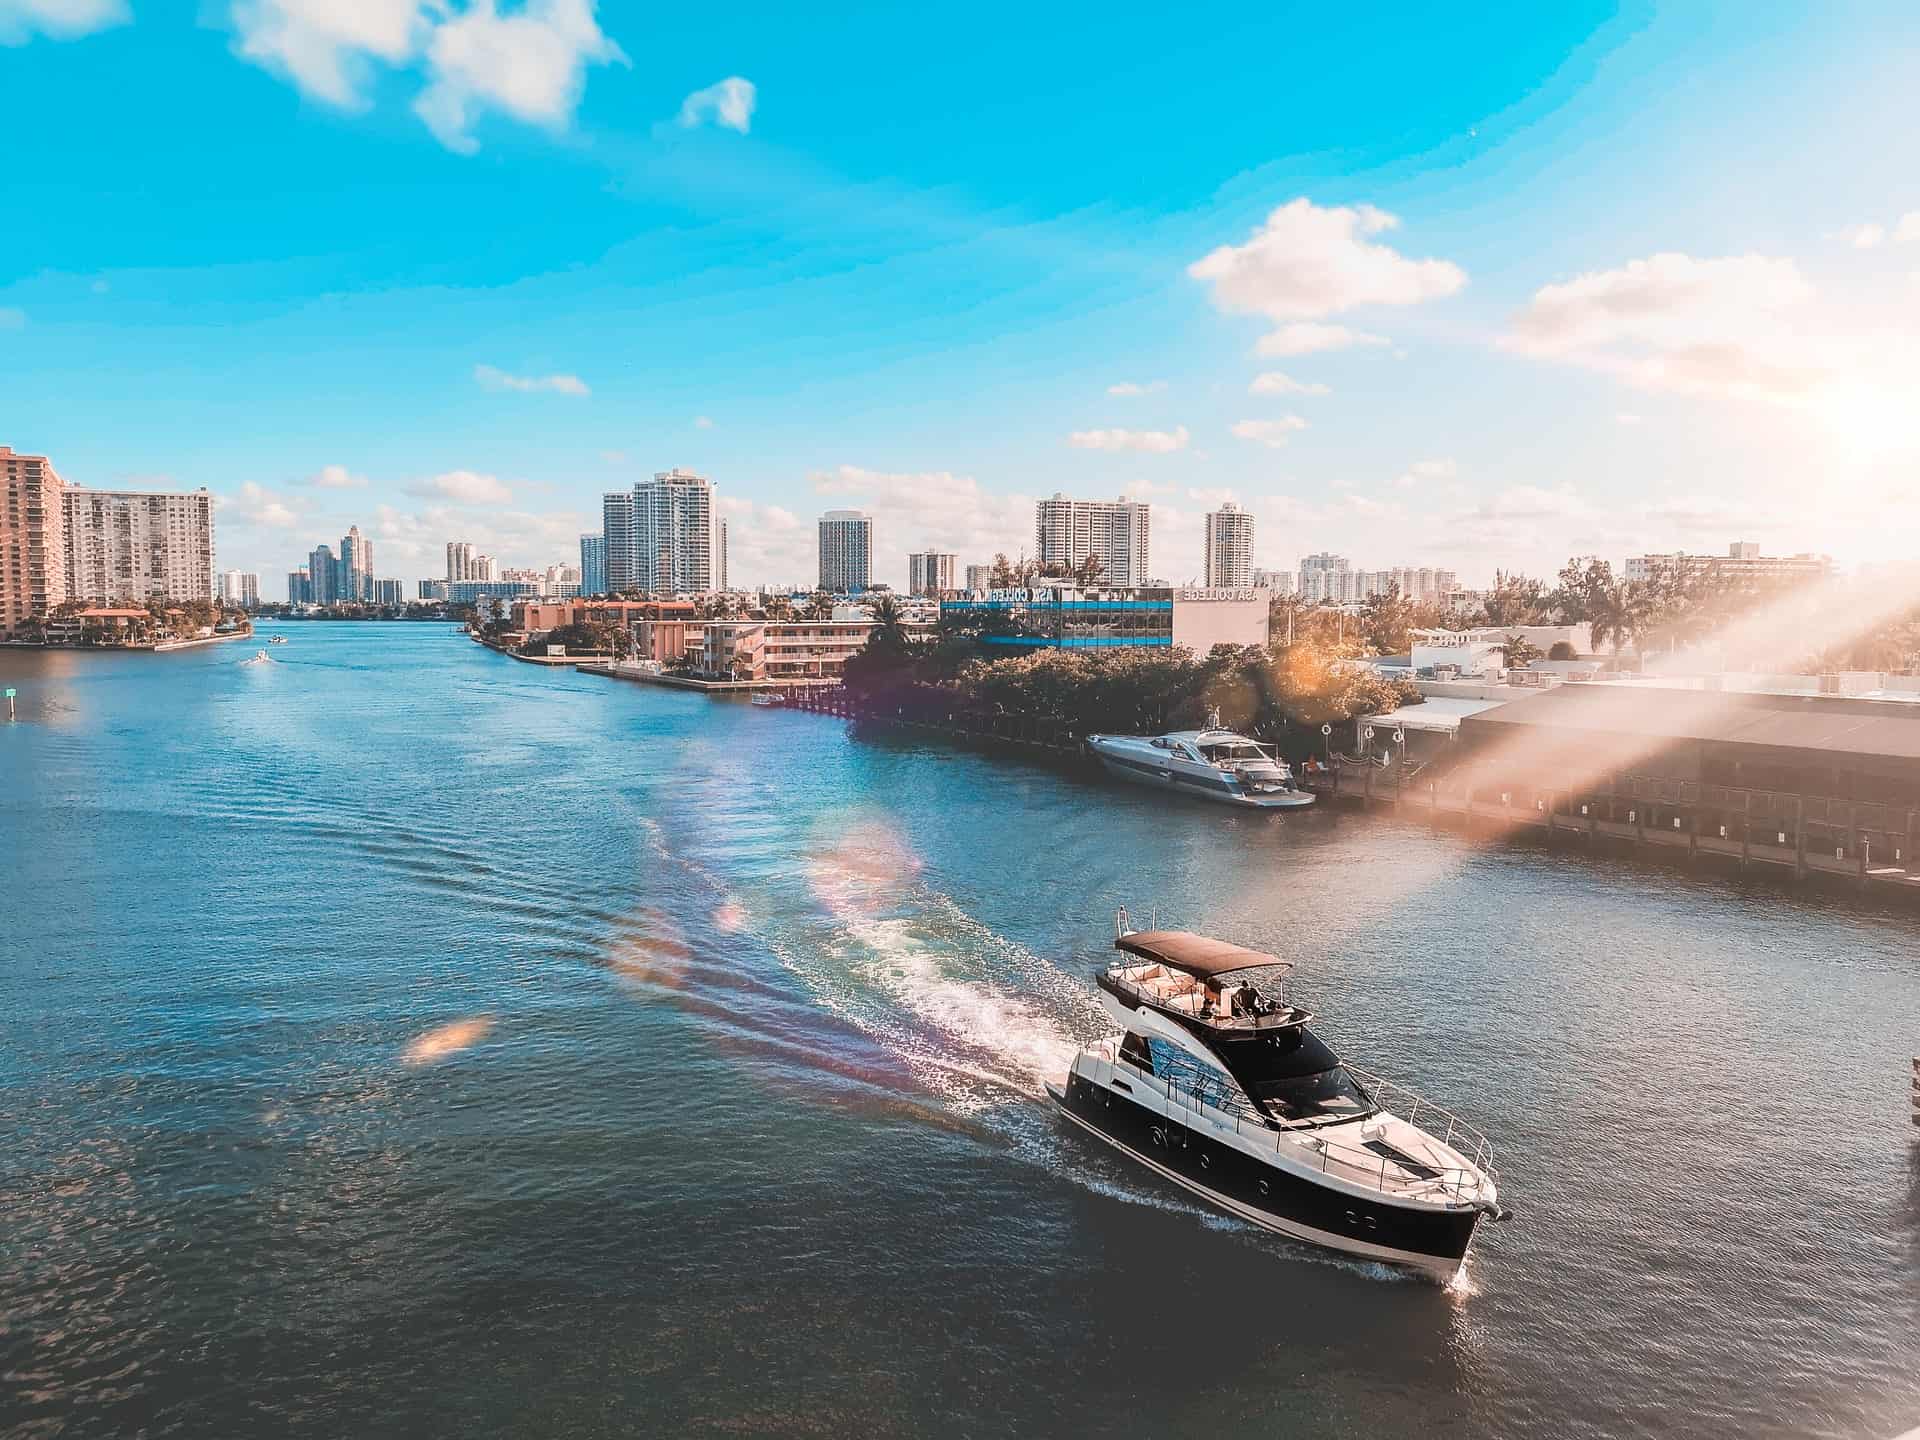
[3,625,1918,1438]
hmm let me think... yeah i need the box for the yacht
[1048,915,1508,1279]
[1085,724,1314,809]
[750,691,787,707]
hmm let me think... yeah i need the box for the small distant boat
[268,635,288,645]
[243,649,271,665]
[1085,724,1315,809]
[750,691,788,707]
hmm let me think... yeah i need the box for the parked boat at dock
[1048,914,1507,1279]
[1085,725,1314,808]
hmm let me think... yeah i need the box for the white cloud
[693,415,714,429]
[230,0,622,152]
[1067,425,1189,453]
[1616,412,1643,426]
[1898,213,1920,244]
[415,0,626,154]
[0,0,127,44]
[406,469,513,505]
[473,363,590,396]
[1248,370,1330,397]
[1394,458,1456,488]
[1107,380,1167,397]
[1189,199,1465,363]
[303,463,368,489]
[230,0,425,108]
[231,481,301,529]
[0,306,24,330]
[1838,222,1887,250]
[1501,252,1818,401]
[1255,322,1389,357]
[677,74,756,134]
[1230,417,1309,449]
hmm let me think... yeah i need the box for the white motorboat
[1085,724,1314,809]
[1048,915,1508,1280]
[750,691,788,707]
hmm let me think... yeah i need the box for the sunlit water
[2,624,1917,1438]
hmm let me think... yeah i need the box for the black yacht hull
[1050,1073,1480,1277]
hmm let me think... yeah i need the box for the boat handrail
[1342,1063,1497,1179]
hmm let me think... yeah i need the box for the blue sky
[3,0,1918,596]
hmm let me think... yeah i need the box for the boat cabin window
[1216,1027,1376,1125]
[1144,1038,1240,1110]
[1117,1031,1153,1072]
[1199,742,1271,763]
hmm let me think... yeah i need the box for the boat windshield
[1247,1066,1375,1124]
[1199,741,1272,763]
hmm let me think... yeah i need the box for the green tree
[1502,633,1541,669]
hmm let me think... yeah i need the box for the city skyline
[5,5,1918,595]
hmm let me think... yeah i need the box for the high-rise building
[908,551,957,596]
[717,517,729,592]
[965,564,994,592]
[218,570,260,607]
[339,525,372,602]
[62,486,214,605]
[1253,567,1297,596]
[818,510,873,593]
[1297,552,1354,604]
[0,446,68,636]
[446,541,476,583]
[1203,503,1254,588]
[1035,493,1150,586]
[579,534,606,596]
[603,468,718,595]
[472,553,497,582]
[308,544,337,605]
[287,568,311,605]
[372,579,404,606]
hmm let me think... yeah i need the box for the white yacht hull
[1088,741,1316,809]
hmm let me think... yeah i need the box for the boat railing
[1343,1064,1497,1182]
[1093,1046,1496,1205]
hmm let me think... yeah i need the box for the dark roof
[1460,684,1920,762]
[1114,929,1289,978]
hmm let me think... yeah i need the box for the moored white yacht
[1085,724,1313,809]
[1048,915,1508,1279]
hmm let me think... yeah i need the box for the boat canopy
[1114,929,1292,979]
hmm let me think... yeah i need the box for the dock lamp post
[4,687,13,721]
[1321,722,1332,767]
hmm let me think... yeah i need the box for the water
[3,624,1917,1439]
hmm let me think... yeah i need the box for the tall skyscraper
[908,551,957,595]
[964,563,994,592]
[818,510,872,593]
[308,543,337,605]
[717,517,728,592]
[0,445,68,636]
[287,567,311,604]
[339,525,372,602]
[1035,493,1150,586]
[62,486,215,605]
[1204,503,1254,588]
[472,553,496,582]
[579,533,606,596]
[372,579,404,606]
[604,469,717,594]
[446,541,475,582]
[218,570,260,607]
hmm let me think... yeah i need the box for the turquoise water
[3,624,1918,1438]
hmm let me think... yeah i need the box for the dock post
[1795,795,1807,879]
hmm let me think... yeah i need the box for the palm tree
[804,590,836,621]
[869,593,911,653]
[1588,580,1640,659]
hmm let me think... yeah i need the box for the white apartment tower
[964,564,994,592]
[446,541,476,582]
[1203,503,1254,588]
[1297,552,1354,604]
[604,468,718,594]
[908,550,956,596]
[818,510,873,593]
[62,485,214,604]
[1035,493,1150,586]
[218,570,260,607]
